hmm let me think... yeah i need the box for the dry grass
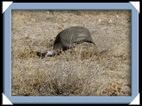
[11,10,131,96]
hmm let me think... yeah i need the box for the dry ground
[11,10,131,96]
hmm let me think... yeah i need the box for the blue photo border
[3,3,139,104]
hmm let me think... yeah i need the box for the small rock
[108,20,112,24]
[116,15,119,18]
[46,11,50,14]
[98,19,102,22]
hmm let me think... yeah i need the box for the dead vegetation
[11,10,131,96]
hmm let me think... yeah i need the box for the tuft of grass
[96,81,131,96]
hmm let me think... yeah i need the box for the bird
[37,26,98,58]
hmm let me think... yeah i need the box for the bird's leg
[70,47,73,54]
[70,44,75,54]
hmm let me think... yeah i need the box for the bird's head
[36,50,55,58]
[45,50,55,57]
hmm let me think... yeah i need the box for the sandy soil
[11,10,131,96]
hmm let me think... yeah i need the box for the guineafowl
[37,26,98,58]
